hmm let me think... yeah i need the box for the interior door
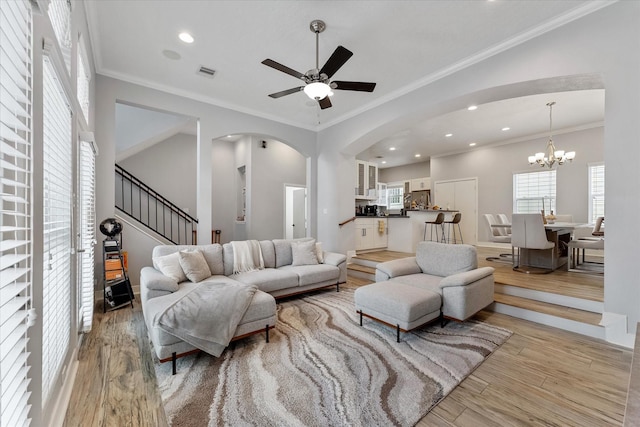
[292,188,306,238]
[435,178,478,244]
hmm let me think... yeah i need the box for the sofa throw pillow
[291,239,319,266]
[153,252,187,283]
[316,242,324,263]
[178,250,212,283]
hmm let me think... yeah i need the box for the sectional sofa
[140,238,346,372]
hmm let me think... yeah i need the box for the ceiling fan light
[304,82,331,100]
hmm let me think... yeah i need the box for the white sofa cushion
[273,238,314,268]
[179,250,212,282]
[153,252,187,283]
[280,264,340,286]
[153,244,224,276]
[415,242,477,277]
[291,239,319,266]
[230,268,299,293]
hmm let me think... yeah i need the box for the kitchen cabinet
[355,160,378,199]
[355,218,387,250]
[376,182,387,206]
[410,176,430,191]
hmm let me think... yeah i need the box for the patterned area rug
[154,285,511,426]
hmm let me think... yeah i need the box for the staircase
[348,248,606,340]
[115,164,198,245]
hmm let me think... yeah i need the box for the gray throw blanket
[156,281,257,357]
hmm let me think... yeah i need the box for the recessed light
[179,32,194,43]
[389,147,396,151]
[415,154,421,158]
[162,49,181,60]
[467,105,478,111]
[469,142,477,147]
[502,127,510,131]
[381,161,387,164]
[445,133,453,137]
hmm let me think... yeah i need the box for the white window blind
[513,170,556,214]
[76,35,90,124]
[42,55,72,404]
[47,0,71,75]
[78,140,96,332]
[589,163,605,223]
[0,0,33,425]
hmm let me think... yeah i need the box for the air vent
[197,66,216,78]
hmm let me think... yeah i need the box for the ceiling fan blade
[320,46,353,78]
[318,96,332,109]
[261,59,305,80]
[268,87,305,98]
[332,81,376,92]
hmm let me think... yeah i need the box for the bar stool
[424,212,445,242]
[444,212,463,244]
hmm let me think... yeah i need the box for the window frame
[588,162,605,224]
[513,169,557,215]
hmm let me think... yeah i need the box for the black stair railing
[115,164,198,245]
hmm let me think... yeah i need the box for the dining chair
[511,213,556,273]
[483,214,511,262]
[496,214,511,236]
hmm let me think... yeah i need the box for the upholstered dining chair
[496,214,512,236]
[483,214,511,262]
[511,213,556,273]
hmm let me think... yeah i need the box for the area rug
[153,285,511,427]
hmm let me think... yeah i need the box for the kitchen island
[387,209,459,253]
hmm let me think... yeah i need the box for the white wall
[250,137,306,240]
[211,138,237,243]
[316,2,640,341]
[378,160,431,183]
[118,132,197,214]
[432,126,603,241]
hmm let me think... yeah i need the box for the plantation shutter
[41,55,72,404]
[47,0,71,75]
[0,0,34,425]
[78,140,96,332]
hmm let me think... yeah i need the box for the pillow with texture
[316,242,324,263]
[291,239,319,266]
[153,252,187,283]
[178,250,212,283]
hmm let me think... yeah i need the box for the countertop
[355,214,409,218]
[406,209,459,212]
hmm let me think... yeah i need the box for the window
[0,0,33,425]
[387,184,404,210]
[513,170,556,214]
[78,139,96,332]
[42,55,72,405]
[589,163,604,223]
[47,0,72,74]
[76,35,90,124]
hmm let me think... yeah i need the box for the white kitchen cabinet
[376,182,387,206]
[355,218,387,250]
[355,161,378,199]
[410,176,430,191]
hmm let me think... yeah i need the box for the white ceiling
[86,1,608,167]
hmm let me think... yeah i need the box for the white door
[435,178,478,244]
[292,188,306,238]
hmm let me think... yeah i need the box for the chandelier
[528,101,575,168]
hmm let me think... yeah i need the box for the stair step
[493,292,602,326]
[347,263,376,274]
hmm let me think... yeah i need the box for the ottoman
[354,281,442,342]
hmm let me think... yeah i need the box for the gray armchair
[375,242,495,321]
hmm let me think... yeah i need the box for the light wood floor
[64,277,629,427]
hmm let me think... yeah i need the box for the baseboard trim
[48,347,79,427]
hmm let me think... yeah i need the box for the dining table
[491,221,588,270]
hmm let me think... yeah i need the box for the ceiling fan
[261,19,376,110]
